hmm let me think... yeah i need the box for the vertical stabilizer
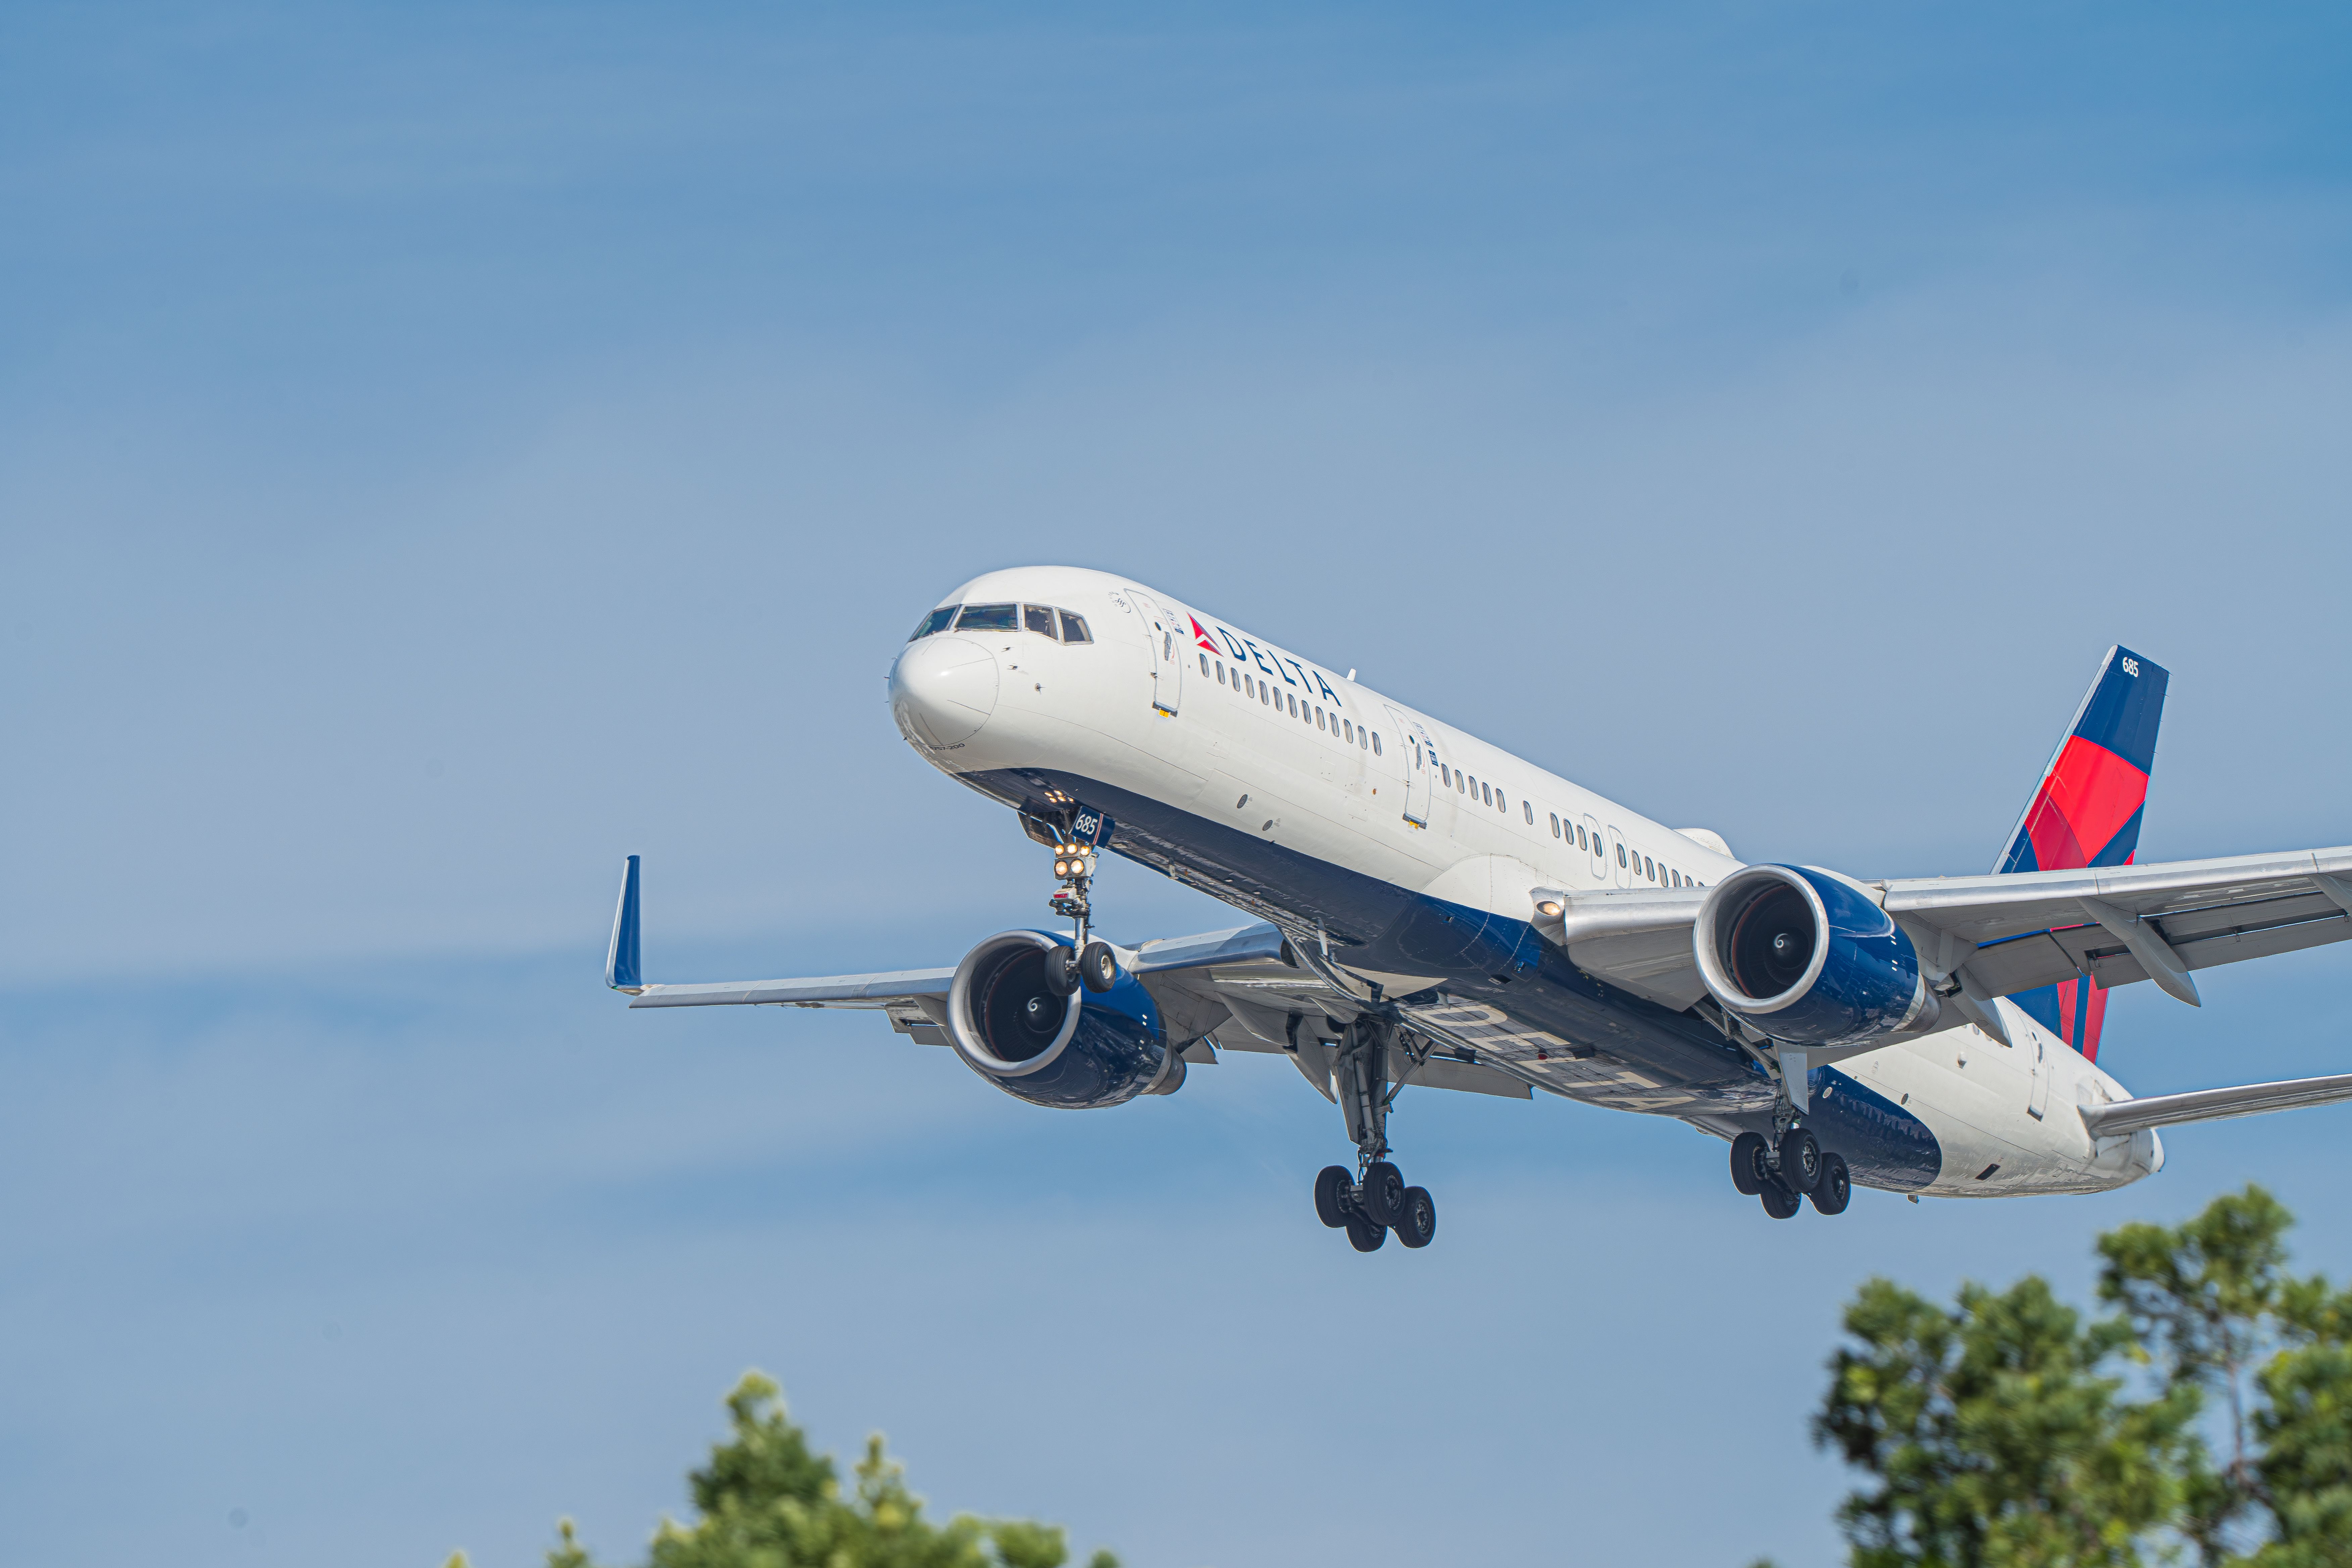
[1994,646,2168,1061]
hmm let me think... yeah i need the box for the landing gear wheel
[1778,1126,1822,1194]
[1077,940,1118,994]
[1730,1131,1770,1195]
[1809,1152,1851,1215]
[1360,1161,1407,1227]
[1344,1211,1387,1251]
[1759,1181,1802,1220]
[1313,1165,1353,1229]
[1393,1186,1437,1248]
[1043,945,1080,997]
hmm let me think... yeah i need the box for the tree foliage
[543,1373,1117,1568]
[1814,1186,2352,1568]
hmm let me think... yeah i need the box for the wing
[1530,847,2352,1021]
[1885,845,2352,1008]
[2081,1071,2352,1138]
[601,858,1529,1100]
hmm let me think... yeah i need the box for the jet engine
[946,930,1184,1108]
[1692,865,1939,1047]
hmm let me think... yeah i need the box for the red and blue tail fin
[1994,645,2168,1061]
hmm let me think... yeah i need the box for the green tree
[1815,1272,2197,1567]
[545,1373,1117,1568]
[2098,1184,2298,1558]
[1809,1186,2352,1568]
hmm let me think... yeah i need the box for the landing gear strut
[1045,836,1116,994]
[1311,1015,1438,1251]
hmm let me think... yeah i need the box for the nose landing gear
[1311,1016,1439,1251]
[1046,839,1117,994]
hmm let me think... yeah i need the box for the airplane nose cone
[891,635,998,749]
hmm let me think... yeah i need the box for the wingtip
[606,853,643,992]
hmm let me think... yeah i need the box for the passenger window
[1550,813,1561,837]
[1360,728,1368,749]
[1669,869,1679,887]
[1288,694,1298,717]
[1372,733,1381,754]
[1198,652,1210,676]
[1023,604,1056,637]
[957,603,1019,632]
[1058,610,1092,643]
[1342,719,1353,741]
[1617,844,1627,867]
[1524,801,1534,825]
[911,605,959,641]
[1262,684,1271,705]
[1480,783,1491,805]
[1645,856,1655,880]
[1576,825,1588,849]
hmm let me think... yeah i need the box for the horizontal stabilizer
[2080,1071,2352,1138]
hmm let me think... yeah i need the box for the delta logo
[1185,612,1344,708]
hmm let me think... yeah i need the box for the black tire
[1345,1211,1386,1251]
[1730,1131,1770,1195]
[1043,945,1080,997]
[1360,1160,1407,1227]
[1778,1126,1822,1194]
[1809,1153,1851,1215]
[1313,1165,1353,1229]
[1759,1180,1802,1220]
[1078,940,1118,993]
[1393,1186,1437,1248]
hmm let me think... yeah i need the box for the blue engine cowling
[946,930,1184,1108]
[1692,866,1940,1047]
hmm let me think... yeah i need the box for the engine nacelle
[946,930,1184,1108]
[1692,865,1939,1047]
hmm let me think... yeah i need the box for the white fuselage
[889,565,2162,1198]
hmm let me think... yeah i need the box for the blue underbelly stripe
[969,765,1943,1187]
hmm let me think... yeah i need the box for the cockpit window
[956,603,1019,632]
[911,605,959,640]
[1023,604,1057,637]
[1058,610,1092,643]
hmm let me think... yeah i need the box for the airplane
[605,566,2352,1250]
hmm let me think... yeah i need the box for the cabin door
[1128,592,1182,716]
[1387,709,1431,827]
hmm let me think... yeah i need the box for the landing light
[1535,899,1564,918]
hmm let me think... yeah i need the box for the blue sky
[5,3,2351,1564]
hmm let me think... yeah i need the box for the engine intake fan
[1693,865,1939,1047]
[947,930,1183,1108]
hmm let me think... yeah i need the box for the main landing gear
[1311,1015,1438,1251]
[1730,1126,1850,1219]
[1043,837,1117,996]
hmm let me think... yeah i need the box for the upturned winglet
[606,854,644,993]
